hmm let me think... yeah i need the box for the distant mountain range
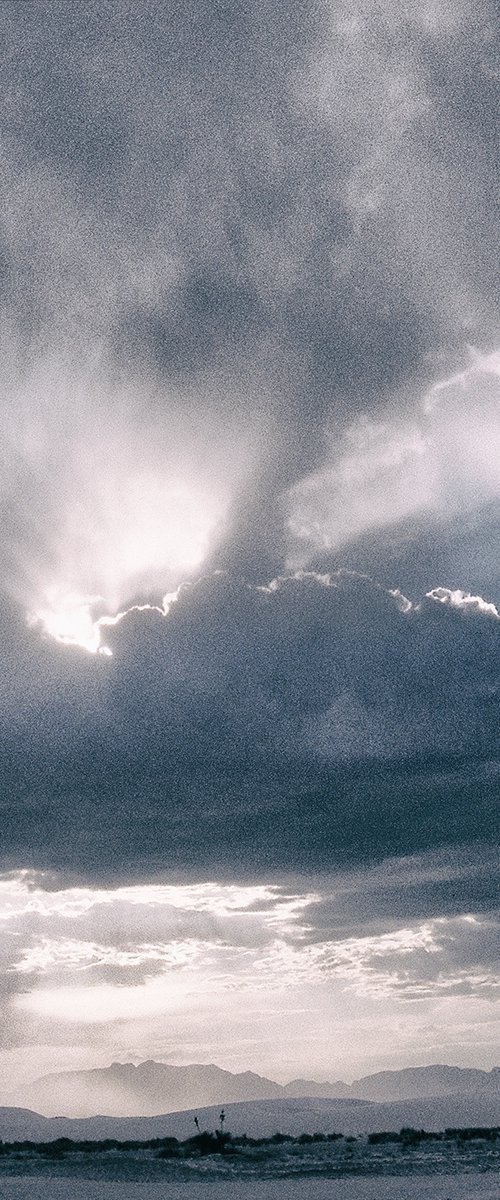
[23,1059,500,1118]
[27,1061,283,1118]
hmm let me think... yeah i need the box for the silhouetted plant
[157,1137,180,1159]
[400,1127,425,1146]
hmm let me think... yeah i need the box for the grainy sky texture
[0,0,498,1099]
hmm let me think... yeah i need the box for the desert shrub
[32,1138,75,1158]
[399,1128,427,1146]
[182,1130,232,1156]
[183,1131,219,1156]
[368,1131,400,1144]
[447,1127,500,1142]
[157,1138,181,1159]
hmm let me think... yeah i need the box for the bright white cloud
[2,870,499,1047]
[0,351,267,654]
[425,586,500,620]
[0,863,498,1096]
[287,349,500,565]
[0,873,316,926]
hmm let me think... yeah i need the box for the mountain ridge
[24,1059,500,1118]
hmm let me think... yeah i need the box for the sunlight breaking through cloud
[29,591,180,656]
[287,349,500,566]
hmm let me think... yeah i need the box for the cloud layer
[0,571,498,883]
[0,862,498,1098]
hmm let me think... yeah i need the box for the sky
[0,0,498,1103]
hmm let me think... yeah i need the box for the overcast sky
[0,0,498,1101]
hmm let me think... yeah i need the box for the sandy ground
[0,1174,499,1199]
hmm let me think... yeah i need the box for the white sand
[0,1173,499,1199]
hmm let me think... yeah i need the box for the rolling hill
[2,1091,500,1143]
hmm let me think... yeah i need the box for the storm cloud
[0,0,498,1089]
[0,570,498,883]
[0,0,498,622]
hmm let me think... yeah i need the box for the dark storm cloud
[0,572,498,890]
[301,846,500,940]
[0,0,498,595]
[305,503,500,613]
[309,910,500,1002]
[0,0,498,902]
[334,912,500,1002]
